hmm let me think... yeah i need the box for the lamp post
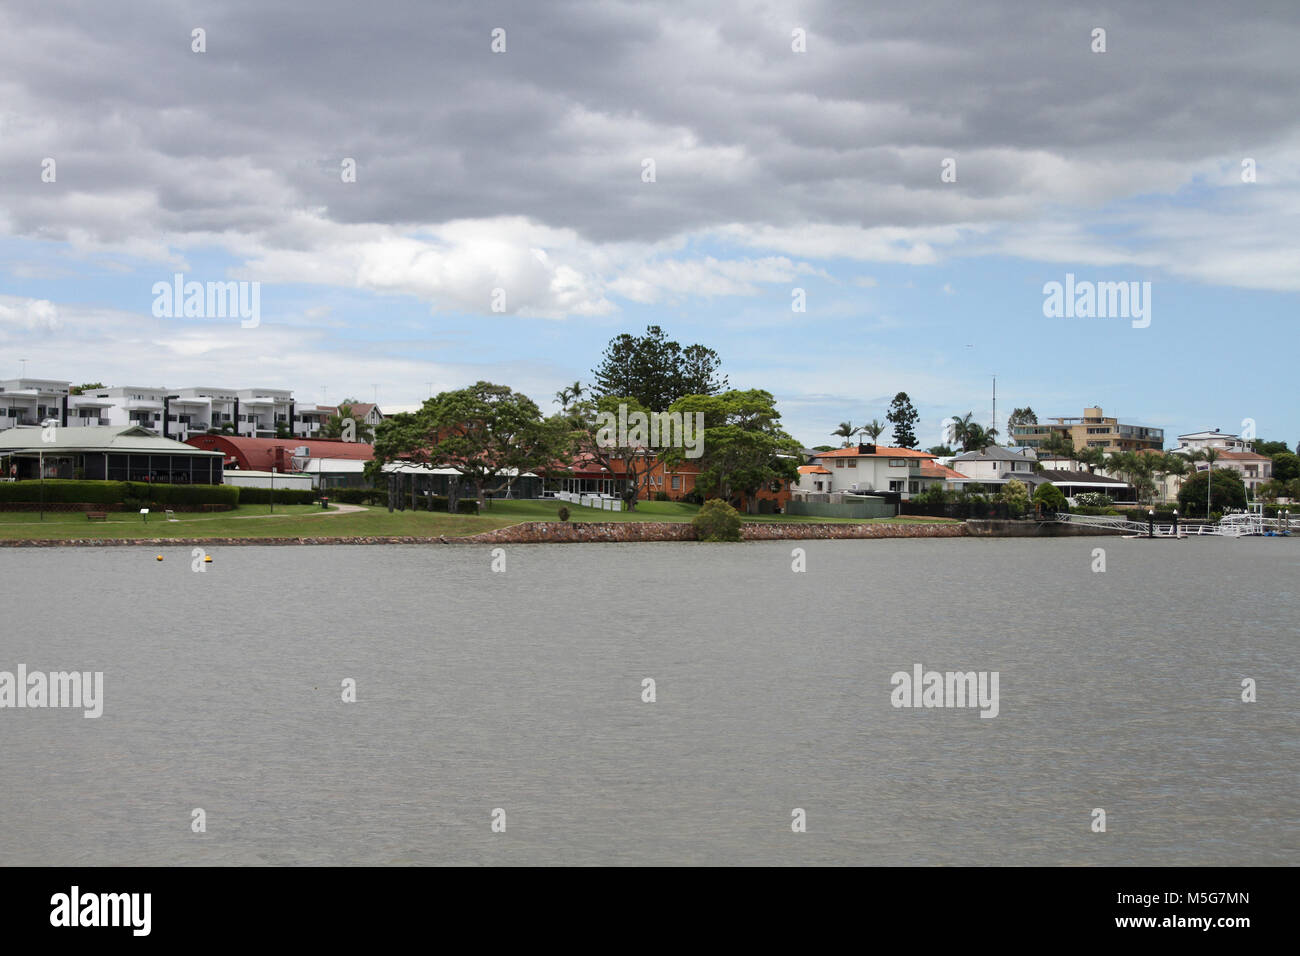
[1172,509,1179,537]
[1147,508,1155,538]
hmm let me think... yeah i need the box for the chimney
[858,442,876,455]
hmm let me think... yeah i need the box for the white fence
[555,490,623,512]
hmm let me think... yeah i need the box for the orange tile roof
[814,446,934,459]
[1216,450,1271,461]
[798,464,831,474]
[920,463,971,480]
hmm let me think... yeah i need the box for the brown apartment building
[1009,406,1164,452]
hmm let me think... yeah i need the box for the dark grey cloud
[3,0,1297,249]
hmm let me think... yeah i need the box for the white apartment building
[0,378,72,429]
[6,378,350,443]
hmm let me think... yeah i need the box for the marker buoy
[204,555,212,563]
[156,555,163,561]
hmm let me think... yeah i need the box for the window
[889,480,903,492]
[671,476,681,490]
[836,460,844,468]
[847,459,856,468]
[909,481,919,494]
[890,458,904,467]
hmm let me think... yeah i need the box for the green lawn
[0,498,957,541]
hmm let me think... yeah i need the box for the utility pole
[991,375,997,439]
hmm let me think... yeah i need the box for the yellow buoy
[204,555,212,563]
[156,555,163,561]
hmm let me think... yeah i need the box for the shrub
[1074,492,1114,508]
[426,495,480,514]
[692,498,742,541]
[330,488,388,506]
[235,486,318,505]
[557,506,570,523]
[654,491,671,502]
[999,479,1030,517]
[0,480,237,508]
[1032,482,1067,512]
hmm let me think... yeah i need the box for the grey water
[1,537,1296,866]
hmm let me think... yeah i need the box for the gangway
[1051,512,1250,537]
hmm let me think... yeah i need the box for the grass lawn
[0,498,958,541]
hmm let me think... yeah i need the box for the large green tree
[591,325,726,410]
[559,394,663,511]
[371,382,566,504]
[1269,451,1299,483]
[886,393,919,448]
[663,390,801,514]
[1178,467,1247,516]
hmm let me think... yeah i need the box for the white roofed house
[1174,429,1273,496]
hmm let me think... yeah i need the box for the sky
[1,0,1296,450]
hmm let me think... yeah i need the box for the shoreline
[0,519,1126,547]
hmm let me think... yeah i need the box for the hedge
[235,486,319,505]
[0,480,237,507]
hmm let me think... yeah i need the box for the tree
[886,393,920,448]
[811,444,835,452]
[692,499,742,541]
[1270,451,1299,483]
[927,444,954,457]
[963,424,998,452]
[1039,431,1076,460]
[1033,482,1067,512]
[1254,439,1290,456]
[948,412,974,451]
[70,383,105,396]
[861,419,886,444]
[371,382,566,505]
[1008,407,1037,426]
[555,380,584,409]
[591,325,726,410]
[320,400,374,443]
[832,421,857,447]
[663,390,802,515]
[562,394,662,511]
[1000,478,1029,516]
[1178,467,1246,516]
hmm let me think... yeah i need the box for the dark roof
[1038,469,1127,485]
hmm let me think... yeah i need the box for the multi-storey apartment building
[0,378,72,428]
[1010,406,1164,452]
[1174,429,1273,495]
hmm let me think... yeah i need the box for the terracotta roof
[814,446,933,459]
[920,463,971,480]
[186,434,374,471]
[798,465,831,474]
[1215,450,1271,461]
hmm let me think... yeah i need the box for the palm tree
[965,424,998,452]
[1075,445,1107,474]
[555,380,584,409]
[860,419,886,444]
[1156,452,1189,504]
[1040,431,1076,461]
[949,413,974,451]
[833,421,857,447]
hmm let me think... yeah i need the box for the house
[1018,469,1135,504]
[805,444,942,499]
[0,425,224,483]
[948,446,1039,483]
[1173,429,1273,495]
